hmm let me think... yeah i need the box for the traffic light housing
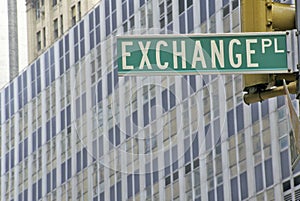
[241,0,296,103]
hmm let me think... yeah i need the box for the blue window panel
[45,70,50,87]
[32,183,37,201]
[251,103,259,123]
[122,2,127,21]
[208,189,215,201]
[114,67,118,87]
[52,116,56,137]
[10,100,14,116]
[67,158,72,179]
[65,34,69,52]
[162,89,168,112]
[10,82,14,98]
[32,131,37,152]
[50,64,55,83]
[140,0,145,7]
[143,102,149,126]
[145,172,151,187]
[24,138,28,158]
[24,189,28,201]
[129,0,134,15]
[134,174,140,194]
[80,40,85,58]
[31,81,36,99]
[109,127,114,149]
[172,146,178,170]
[5,152,9,172]
[74,26,78,44]
[82,93,86,115]
[61,162,66,184]
[96,26,101,45]
[18,192,22,201]
[209,0,215,16]
[76,97,80,119]
[31,64,36,81]
[150,98,156,121]
[217,185,224,201]
[132,111,138,133]
[61,109,65,131]
[5,105,9,121]
[23,71,27,87]
[105,0,110,17]
[127,174,133,198]
[100,192,104,201]
[50,47,55,65]
[189,75,196,93]
[46,120,51,141]
[265,158,274,187]
[105,17,111,36]
[38,127,42,148]
[95,6,100,25]
[182,76,188,100]
[227,109,235,137]
[111,0,116,11]
[240,172,248,199]
[52,168,57,190]
[169,85,176,109]
[37,77,41,94]
[277,95,285,108]
[38,179,42,199]
[192,133,199,159]
[281,150,290,179]
[200,0,207,23]
[76,151,81,173]
[115,125,120,146]
[5,87,9,104]
[83,148,88,168]
[153,170,159,183]
[18,93,22,110]
[75,45,79,63]
[65,53,70,70]
[179,0,184,14]
[107,72,112,95]
[125,115,131,138]
[60,58,64,75]
[184,138,191,163]
[19,142,23,162]
[47,172,51,193]
[92,140,97,161]
[97,80,102,102]
[205,124,212,150]
[164,150,170,176]
[236,104,244,132]
[117,181,122,201]
[187,7,194,33]
[112,12,117,31]
[179,14,185,34]
[223,0,229,6]
[44,51,49,71]
[99,135,104,158]
[110,185,115,201]
[89,12,94,31]
[90,31,95,50]
[255,163,263,192]
[66,105,71,126]
[261,100,269,117]
[231,177,239,201]
[59,40,63,57]
[10,148,14,168]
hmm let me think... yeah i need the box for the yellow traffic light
[241,0,296,104]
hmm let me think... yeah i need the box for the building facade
[1,0,299,201]
[25,0,100,63]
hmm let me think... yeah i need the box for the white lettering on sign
[274,38,284,53]
[138,41,152,69]
[246,39,258,67]
[261,38,272,54]
[211,40,224,68]
[192,41,207,68]
[173,41,186,69]
[156,40,169,69]
[122,41,134,70]
[229,39,242,68]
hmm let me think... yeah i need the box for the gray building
[0,0,299,201]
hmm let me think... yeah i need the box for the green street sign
[117,32,289,76]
